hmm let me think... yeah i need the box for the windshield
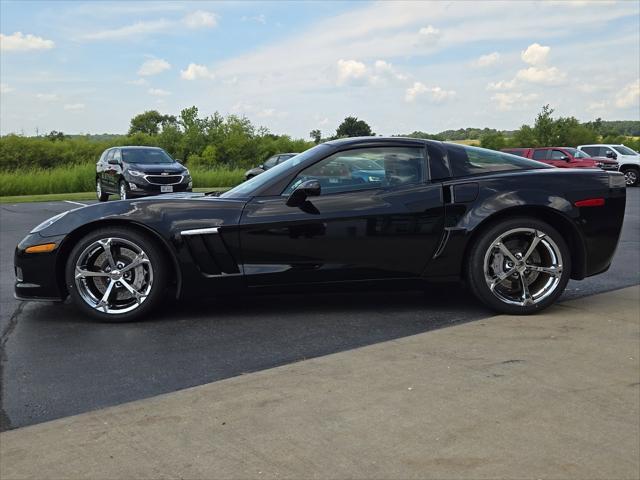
[613,145,638,156]
[122,148,175,164]
[564,148,589,159]
[221,144,330,198]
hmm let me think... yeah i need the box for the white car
[578,144,640,186]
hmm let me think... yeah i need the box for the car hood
[126,163,186,174]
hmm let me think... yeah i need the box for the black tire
[119,180,130,200]
[96,178,109,202]
[621,166,639,187]
[65,227,168,322]
[466,217,571,315]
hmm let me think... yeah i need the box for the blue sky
[1,0,639,138]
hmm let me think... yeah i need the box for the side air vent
[181,228,240,276]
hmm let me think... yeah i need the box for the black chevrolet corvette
[15,137,626,321]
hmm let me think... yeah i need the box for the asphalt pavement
[0,190,638,431]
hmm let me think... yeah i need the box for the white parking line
[64,200,87,207]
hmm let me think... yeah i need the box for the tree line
[0,106,638,171]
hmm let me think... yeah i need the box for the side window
[105,149,114,163]
[532,149,548,160]
[447,144,547,178]
[112,149,122,162]
[263,156,278,168]
[581,147,597,156]
[283,147,424,196]
[550,149,567,160]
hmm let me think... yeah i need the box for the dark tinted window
[447,144,549,177]
[426,143,449,180]
[580,147,599,156]
[283,147,424,196]
[532,149,548,160]
[263,156,278,168]
[122,148,174,164]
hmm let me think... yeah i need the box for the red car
[502,147,619,171]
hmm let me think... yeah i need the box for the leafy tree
[335,116,374,137]
[128,110,175,136]
[510,125,537,147]
[533,104,556,146]
[46,130,66,141]
[309,129,322,144]
[480,132,506,151]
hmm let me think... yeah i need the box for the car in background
[578,144,640,186]
[245,153,299,180]
[501,147,618,171]
[96,146,192,201]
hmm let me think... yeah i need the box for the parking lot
[1,188,639,432]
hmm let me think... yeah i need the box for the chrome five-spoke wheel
[483,228,563,307]
[467,218,570,315]
[74,237,153,315]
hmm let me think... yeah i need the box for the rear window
[532,149,548,160]
[447,144,550,178]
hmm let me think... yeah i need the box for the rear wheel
[96,178,109,202]
[65,227,168,322]
[467,217,571,315]
[621,166,639,187]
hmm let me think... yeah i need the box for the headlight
[128,170,145,177]
[183,169,191,177]
[30,211,68,233]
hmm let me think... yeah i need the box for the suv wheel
[96,178,109,202]
[467,217,571,315]
[119,180,130,200]
[621,167,639,187]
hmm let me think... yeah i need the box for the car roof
[324,136,429,147]
[111,146,164,150]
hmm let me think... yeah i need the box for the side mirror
[561,155,570,162]
[108,158,120,165]
[606,151,617,159]
[175,158,183,164]
[286,180,321,207]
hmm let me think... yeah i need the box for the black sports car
[15,137,626,322]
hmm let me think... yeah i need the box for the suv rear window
[532,149,548,160]
[447,144,549,178]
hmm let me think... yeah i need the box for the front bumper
[14,233,67,301]
[126,175,193,197]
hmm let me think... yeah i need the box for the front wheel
[96,179,109,202]
[65,227,168,322]
[466,218,571,315]
[621,167,639,187]
[119,180,130,200]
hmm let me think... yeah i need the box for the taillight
[574,198,605,207]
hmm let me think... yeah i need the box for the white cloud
[180,63,216,80]
[474,52,500,67]
[491,92,538,111]
[1,83,14,94]
[0,32,54,51]
[36,93,58,101]
[242,14,266,25]
[487,79,516,90]
[127,78,148,86]
[148,88,171,97]
[64,103,85,111]
[521,43,550,66]
[515,65,567,85]
[336,59,367,85]
[370,60,408,84]
[405,82,455,103]
[417,25,440,45]
[586,101,607,112]
[183,10,218,29]
[138,58,171,76]
[83,20,170,40]
[615,80,640,108]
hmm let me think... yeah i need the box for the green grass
[0,187,230,204]
[0,164,245,196]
